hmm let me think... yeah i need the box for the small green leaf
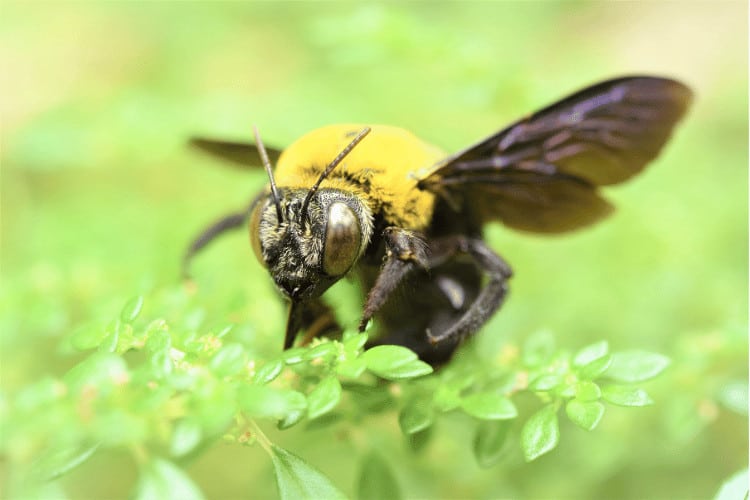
[282,347,307,365]
[277,409,306,430]
[302,342,338,362]
[170,419,202,457]
[120,295,144,323]
[461,393,518,420]
[343,333,368,353]
[269,444,347,500]
[150,349,173,379]
[433,385,461,412]
[528,374,563,392]
[601,385,654,407]
[209,343,247,377]
[565,400,605,431]
[145,329,171,353]
[362,345,417,372]
[133,457,205,500]
[372,359,433,380]
[98,324,120,354]
[307,377,342,419]
[215,324,233,338]
[399,399,434,434]
[716,380,749,416]
[64,353,128,395]
[521,404,560,461]
[69,323,108,350]
[239,386,307,420]
[473,420,512,468]
[30,443,100,482]
[605,351,670,383]
[335,358,367,378]
[357,451,402,500]
[255,359,284,385]
[713,468,749,500]
[573,340,609,367]
[576,353,613,380]
[575,381,602,402]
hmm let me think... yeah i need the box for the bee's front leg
[358,227,429,331]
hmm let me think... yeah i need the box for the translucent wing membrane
[419,76,692,233]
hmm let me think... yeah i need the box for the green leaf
[239,386,307,420]
[573,340,609,367]
[433,385,461,412]
[335,358,367,378]
[64,353,129,395]
[372,359,433,380]
[398,399,434,434]
[565,400,605,431]
[145,329,171,353]
[343,333,368,353]
[255,359,285,385]
[521,404,560,462]
[98,320,121,353]
[170,419,202,457]
[307,376,342,419]
[282,347,307,365]
[133,457,205,500]
[69,323,108,350]
[528,374,563,392]
[269,444,347,500]
[604,351,670,383]
[473,420,512,468]
[357,451,402,500]
[208,343,247,377]
[120,295,144,323]
[577,354,613,381]
[716,380,749,416]
[361,345,417,372]
[601,385,654,407]
[461,393,518,420]
[575,381,602,402]
[713,468,749,500]
[30,443,100,482]
[302,342,338,362]
[150,349,173,379]
[277,409,306,430]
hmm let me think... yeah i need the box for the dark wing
[418,76,692,233]
[189,137,283,167]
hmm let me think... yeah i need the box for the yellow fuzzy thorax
[273,124,445,231]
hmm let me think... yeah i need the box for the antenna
[253,125,283,223]
[299,126,371,221]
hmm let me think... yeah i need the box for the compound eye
[323,202,361,276]
[248,200,266,268]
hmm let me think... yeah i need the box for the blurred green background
[1,2,747,499]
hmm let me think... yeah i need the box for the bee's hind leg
[426,236,512,345]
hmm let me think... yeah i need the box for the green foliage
[1,295,683,498]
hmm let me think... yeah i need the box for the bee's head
[248,187,372,300]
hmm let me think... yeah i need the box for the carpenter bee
[185,76,692,365]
